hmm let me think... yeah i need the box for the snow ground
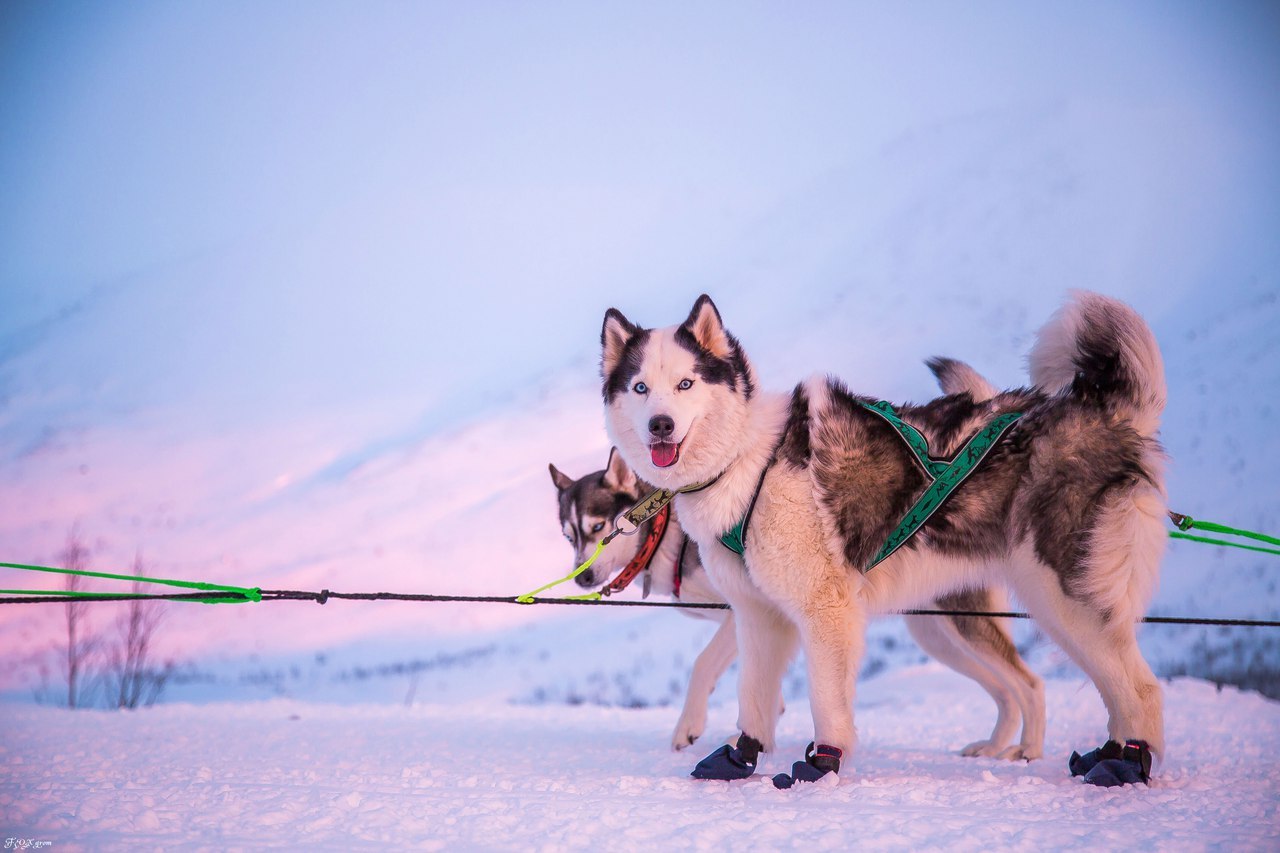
[3,671,1277,851]
[2,4,1279,849]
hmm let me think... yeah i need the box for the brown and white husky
[598,292,1166,786]
[552,359,1045,760]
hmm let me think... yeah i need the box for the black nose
[648,414,675,440]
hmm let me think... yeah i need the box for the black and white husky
[600,292,1167,787]
[551,359,1046,760]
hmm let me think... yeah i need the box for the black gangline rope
[1,587,1276,628]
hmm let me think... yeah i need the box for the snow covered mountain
[1,2,1277,703]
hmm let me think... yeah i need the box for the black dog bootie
[1069,739,1152,787]
[772,742,842,789]
[691,734,764,780]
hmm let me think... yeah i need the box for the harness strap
[673,534,688,599]
[860,401,1023,572]
[860,400,953,478]
[602,504,671,597]
[720,459,771,556]
[719,417,794,556]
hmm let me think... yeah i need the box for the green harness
[858,401,1023,571]
[718,401,1023,573]
[719,467,768,556]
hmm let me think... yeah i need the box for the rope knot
[316,589,330,605]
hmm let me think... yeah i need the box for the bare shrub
[58,530,98,709]
[103,553,173,708]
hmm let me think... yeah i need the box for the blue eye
[678,379,694,391]
[592,522,605,533]
[633,382,648,394]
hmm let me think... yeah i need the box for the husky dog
[552,359,1046,759]
[550,449,737,751]
[600,292,1167,787]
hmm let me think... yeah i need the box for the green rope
[0,561,261,604]
[516,477,722,603]
[2,510,1274,610]
[1166,513,1280,557]
[515,535,613,604]
[1168,531,1280,557]
[1170,514,1280,546]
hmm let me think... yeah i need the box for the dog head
[549,448,644,587]
[600,294,756,488]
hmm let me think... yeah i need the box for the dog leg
[905,612,1017,756]
[690,594,795,780]
[904,592,1045,761]
[672,612,737,750]
[770,590,864,789]
[980,624,1044,761]
[732,596,798,753]
[801,593,864,759]
[1011,557,1164,786]
[1058,617,1163,754]
[1041,606,1163,785]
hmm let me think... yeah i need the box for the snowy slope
[4,195,1277,698]
[3,673,1277,850]
[3,101,1278,684]
[1,0,1278,718]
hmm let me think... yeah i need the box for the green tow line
[515,474,722,603]
[1167,513,1280,557]
[0,512,1276,606]
[0,561,261,604]
[515,538,611,603]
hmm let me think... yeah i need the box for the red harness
[602,504,673,597]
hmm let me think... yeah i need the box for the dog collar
[613,474,722,537]
[601,504,672,597]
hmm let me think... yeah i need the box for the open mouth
[650,439,681,468]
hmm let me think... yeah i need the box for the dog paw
[1070,740,1151,787]
[691,735,763,780]
[1004,743,1043,762]
[994,744,1042,762]
[671,731,700,751]
[772,743,842,789]
[960,739,1008,758]
[671,715,705,751]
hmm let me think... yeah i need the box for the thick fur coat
[600,292,1167,779]
[553,361,1046,759]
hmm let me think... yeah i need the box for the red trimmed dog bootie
[772,742,842,789]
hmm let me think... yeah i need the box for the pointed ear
[681,294,732,359]
[601,447,637,494]
[601,308,639,377]
[549,463,575,492]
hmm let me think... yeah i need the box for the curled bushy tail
[1028,291,1166,437]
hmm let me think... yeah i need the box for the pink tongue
[650,442,679,468]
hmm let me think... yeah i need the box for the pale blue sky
[1,0,1276,424]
